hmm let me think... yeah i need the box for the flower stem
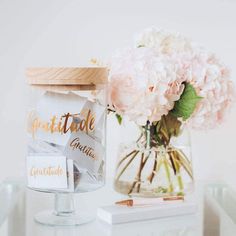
[170,150,184,192]
[175,149,193,180]
[116,150,137,169]
[116,151,139,181]
[146,122,151,149]
[136,153,144,193]
[128,152,149,194]
[148,152,157,183]
[177,174,184,191]
[163,157,174,193]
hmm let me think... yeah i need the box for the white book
[97,199,197,225]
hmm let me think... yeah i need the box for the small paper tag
[27,155,68,189]
[80,100,105,128]
[64,131,105,174]
[79,100,106,142]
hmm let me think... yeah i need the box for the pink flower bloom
[108,74,144,113]
[186,53,235,129]
[134,27,194,55]
[109,27,235,128]
[109,47,186,125]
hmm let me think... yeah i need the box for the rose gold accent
[115,199,134,207]
[115,196,184,207]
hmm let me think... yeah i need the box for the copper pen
[115,196,184,207]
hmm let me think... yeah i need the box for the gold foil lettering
[30,166,64,177]
[70,137,97,160]
[28,110,96,137]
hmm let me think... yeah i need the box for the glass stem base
[34,193,94,226]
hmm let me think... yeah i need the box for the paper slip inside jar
[27,137,64,154]
[78,99,106,141]
[29,91,106,147]
[64,131,105,175]
[30,91,87,146]
[27,155,68,190]
[80,100,105,127]
[27,156,82,192]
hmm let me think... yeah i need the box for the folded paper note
[64,131,104,174]
[27,155,68,190]
[27,138,64,154]
[31,91,87,146]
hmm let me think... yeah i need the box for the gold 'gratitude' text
[30,166,64,178]
[28,109,95,137]
[70,137,97,160]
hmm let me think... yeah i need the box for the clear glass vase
[114,115,194,197]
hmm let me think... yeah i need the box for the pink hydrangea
[109,47,185,125]
[108,28,235,128]
[134,27,194,55]
[185,52,235,129]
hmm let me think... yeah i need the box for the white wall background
[0,0,236,187]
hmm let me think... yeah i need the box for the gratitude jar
[26,67,108,226]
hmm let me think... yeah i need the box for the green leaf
[115,114,122,125]
[171,83,202,121]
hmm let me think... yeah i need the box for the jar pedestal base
[34,193,94,226]
[34,210,94,226]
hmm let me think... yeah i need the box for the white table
[0,179,236,236]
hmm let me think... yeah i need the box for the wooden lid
[26,67,108,85]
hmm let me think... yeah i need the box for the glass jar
[114,116,194,198]
[26,67,108,226]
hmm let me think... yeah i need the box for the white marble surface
[1,180,236,236]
